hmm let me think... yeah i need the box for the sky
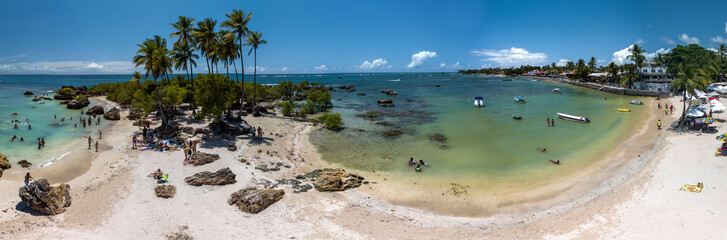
[1,0,726,74]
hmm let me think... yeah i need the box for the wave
[389,79,401,82]
[34,151,71,169]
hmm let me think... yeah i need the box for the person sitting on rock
[153,169,164,179]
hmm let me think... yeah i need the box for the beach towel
[679,184,704,193]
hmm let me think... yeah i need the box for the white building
[638,62,674,91]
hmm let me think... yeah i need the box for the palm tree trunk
[238,32,246,119]
[206,57,211,74]
[190,58,196,116]
[253,48,257,106]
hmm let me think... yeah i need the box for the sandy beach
[0,94,724,239]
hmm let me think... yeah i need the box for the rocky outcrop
[429,133,447,142]
[228,187,285,214]
[227,144,237,151]
[375,121,398,127]
[186,152,220,166]
[103,107,120,120]
[18,160,31,168]
[86,105,104,115]
[253,105,268,117]
[355,111,381,121]
[66,99,90,109]
[23,91,34,95]
[338,85,356,92]
[0,153,10,177]
[155,185,176,198]
[310,168,364,192]
[377,99,393,104]
[127,109,144,120]
[382,130,404,138]
[381,89,398,95]
[184,167,236,186]
[18,179,71,215]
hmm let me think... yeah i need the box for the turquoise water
[0,75,121,167]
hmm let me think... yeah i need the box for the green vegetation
[317,113,343,131]
[195,74,234,122]
[280,101,294,116]
[57,87,74,96]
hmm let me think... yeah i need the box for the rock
[186,152,220,166]
[86,105,104,115]
[155,185,176,198]
[436,84,441,87]
[66,99,90,109]
[375,121,398,127]
[194,128,212,135]
[227,144,237,151]
[228,187,285,214]
[382,130,404,138]
[17,160,31,168]
[377,99,393,104]
[338,85,355,92]
[312,168,364,192]
[18,179,71,215]
[276,179,313,193]
[381,89,398,95]
[23,91,34,95]
[355,111,381,121]
[32,98,42,102]
[0,153,10,170]
[182,126,194,135]
[41,97,53,101]
[253,105,268,117]
[59,100,69,104]
[255,164,280,172]
[127,109,144,120]
[103,107,120,120]
[184,167,236,186]
[429,133,447,143]
[357,93,366,96]
[11,113,18,116]
[166,225,193,240]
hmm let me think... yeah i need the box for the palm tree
[565,61,575,72]
[605,62,620,85]
[588,57,597,72]
[194,18,217,74]
[244,31,267,106]
[132,35,173,127]
[620,64,638,88]
[670,63,711,126]
[221,9,252,118]
[628,44,645,89]
[171,43,198,81]
[718,44,726,82]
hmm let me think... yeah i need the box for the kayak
[513,115,522,120]
[630,100,644,105]
[618,108,631,112]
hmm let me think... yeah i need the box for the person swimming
[11,135,17,141]
[20,137,24,141]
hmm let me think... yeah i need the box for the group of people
[546,117,555,127]
[251,126,265,140]
[87,135,99,152]
[183,140,198,161]
[658,103,675,115]
[37,137,46,149]
[10,135,24,142]
[76,114,101,128]
[408,157,428,172]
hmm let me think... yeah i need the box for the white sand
[0,96,724,239]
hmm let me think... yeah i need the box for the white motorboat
[552,88,561,94]
[557,112,590,123]
[474,97,484,107]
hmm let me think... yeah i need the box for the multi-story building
[638,62,674,91]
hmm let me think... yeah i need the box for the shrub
[317,113,343,130]
[301,101,317,114]
[281,101,294,116]
[74,94,88,101]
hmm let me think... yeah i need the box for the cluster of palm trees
[133,9,268,124]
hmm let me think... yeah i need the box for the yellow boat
[618,108,631,112]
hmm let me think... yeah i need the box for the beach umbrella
[687,109,705,118]
[716,133,727,141]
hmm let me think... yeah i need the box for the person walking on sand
[95,141,99,152]
[132,135,137,149]
[24,173,34,186]
[87,136,94,149]
[192,141,197,154]
[657,120,662,130]
[98,130,102,139]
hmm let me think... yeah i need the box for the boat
[549,160,560,165]
[618,108,631,112]
[630,100,644,105]
[552,88,561,94]
[557,112,590,123]
[513,115,522,120]
[474,97,484,107]
[514,96,526,103]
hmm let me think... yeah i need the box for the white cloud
[86,62,104,68]
[280,67,288,72]
[0,60,138,74]
[711,36,727,44]
[644,48,672,60]
[0,54,27,63]
[407,51,437,69]
[679,33,700,44]
[612,45,634,65]
[635,38,645,44]
[660,36,676,45]
[359,58,389,70]
[438,62,461,69]
[556,59,569,67]
[314,64,327,72]
[246,66,268,72]
[708,47,719,53]
[439,63,446,68]
[471,47,548,67]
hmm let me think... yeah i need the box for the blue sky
[1,0,726,74]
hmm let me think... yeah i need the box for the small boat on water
[474,97,484,107]
[557,112,590,123]
[630,100,644,105]
[514,96,526,103]
[552,88,561,94]
[513,115,522,120]
[618,108,631,112]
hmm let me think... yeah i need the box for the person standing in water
[95,141,99,152]
[37,138,41,149]
[87,136,94,149]
[41,137,45,148]
[98,130,102,139]
[546,118,550,126]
